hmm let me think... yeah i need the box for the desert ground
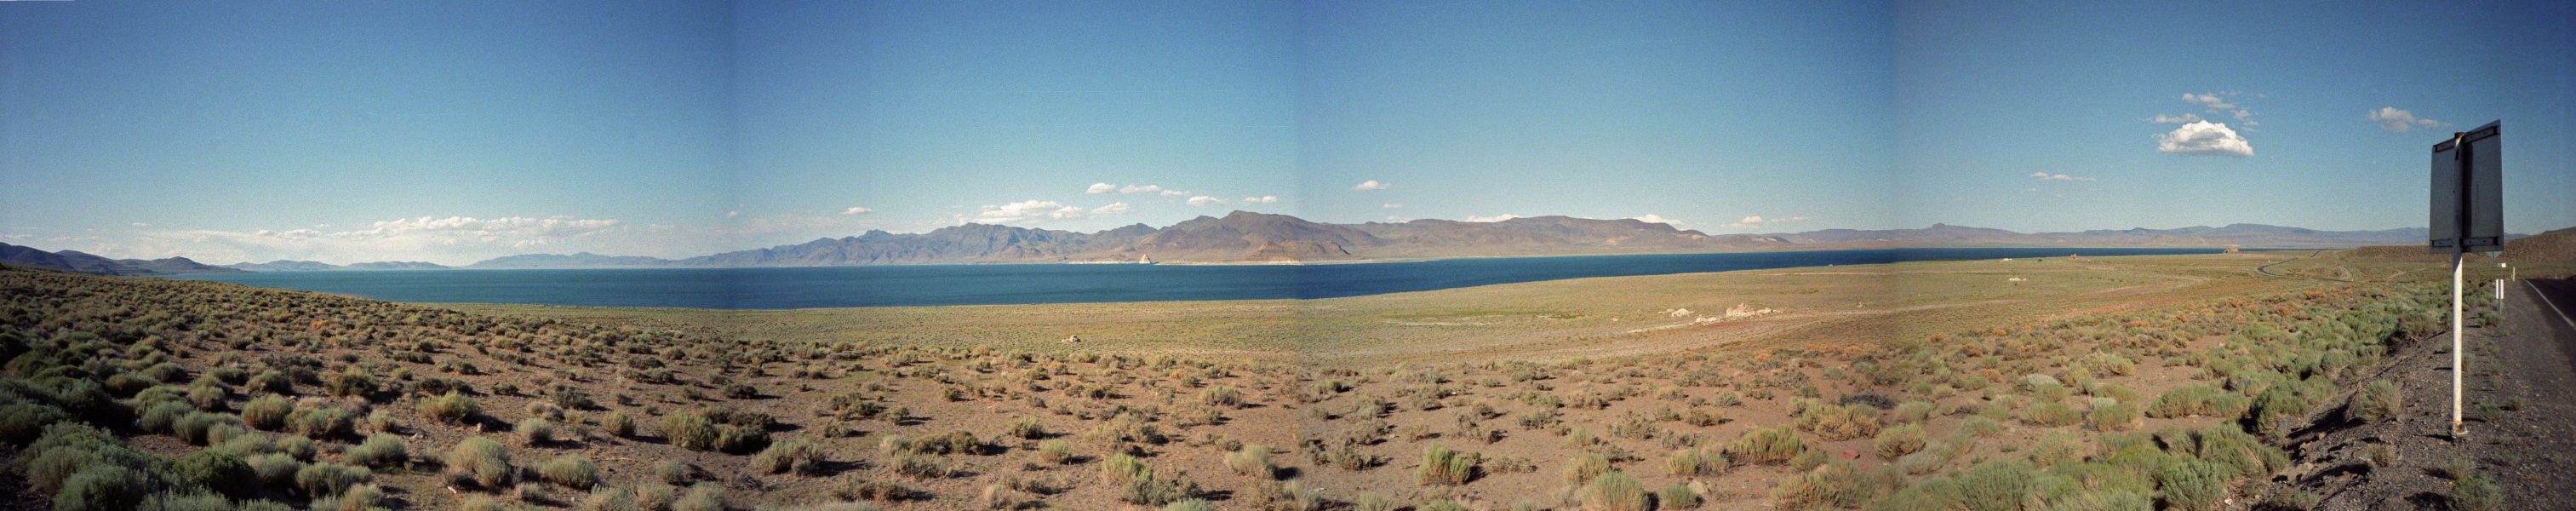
[2,250,2567,511]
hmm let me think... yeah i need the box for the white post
[2452,251,2467,438]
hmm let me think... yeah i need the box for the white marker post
[2430,120,2502,439]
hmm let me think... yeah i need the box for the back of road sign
[2430,121,2502,254]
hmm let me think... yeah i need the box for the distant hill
[0,243,243,276]
[226,260,453,272]
[465,252,679,269]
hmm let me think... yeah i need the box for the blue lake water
[168,248,2237,309]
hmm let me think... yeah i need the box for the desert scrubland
[1,250,2560,511]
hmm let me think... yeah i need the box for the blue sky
[3,0,2569,266]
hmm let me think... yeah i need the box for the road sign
[2430,121,2502,253]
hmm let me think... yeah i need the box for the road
[2520,278,2576,377]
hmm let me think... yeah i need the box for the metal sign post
[2430,120,2501,439]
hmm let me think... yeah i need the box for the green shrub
[289,407,354,439]
[447,436,515,488]
[2155,459,2230,511]
[1228,445,1275,479]
[604,411,638,438]
[1582,470,1650,511]
[295,462,374,497]
[53,465,155,511]
[313,483,383,511]
[538,455,601,490]
[1875,423,1926,461]
[242,395,294,430]
[1162,499,1219,511]
[1007,416,1047,439]
[521,418,554,445]
[2453,474,2501,511]
[1200,386,1243,408]
[1561,452,1612,485]
[660,410,721,451]
[170,450,258,498]
[655,459,700,485]
[751,439,824,475]
[1772,461,1866,511]
[138,401,194,434]
[673,483,725,511]
[1956,460,2038,511]
[418,391,479,423]
[583,485,636,511]
[0,401,71,445]
[1891,400,1938,424]
[325,367,375,398]
[1796,404,1882,441]
[1038,439,1077,464]
[173,411,241,445]
[248,452,304,487]
[2349,380,2400,422]
[2021,401,2082,427]
[1667,446,1725,476]
[343,433,409,468]
[136,491,235,511]
[1726,425,1806,465]
[1416,445,1476,485]
[1658,482,1703,509]
[2087,402,2140,431]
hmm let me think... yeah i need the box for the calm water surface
[169,248,2235,309]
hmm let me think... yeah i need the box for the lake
[169,248,2238,309]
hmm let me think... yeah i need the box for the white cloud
[2183,93,2234,110]
[1381,204,1403,209]
[1627,214,1681,225]
[840,206,873,215]
[1093,202,1133,215]
[2154,121,2253,157]
[1186,196,1229,206]
[2148,114,2202,123]
[2028,172,2097,181]
[130,222,150,227]
[1159,189,1190,197]
[1351,180,1394,191]
[2367,107,2448,133]
[1091,183,1167,194]
[725,210,741,217]
[1242,196,1279,204]
[970,200,1086,224]
[1724,215,1812,230]
[1465,214,1521,222]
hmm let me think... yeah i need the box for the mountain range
[0,243,243,276]
[466,212,2447,268]
[0,213,2470,275]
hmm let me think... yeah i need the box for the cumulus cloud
[1242,196,1279,204]
[2029,172,2097,181]
[1351,180,1394,191]
[725,210,741,217]
[1086,182,1118,193]
[1465,214,1521,222]
[2148,114,2202,123]
[2155,121,2253,157]
[1159,189,1189,197]
[1120,185,1163,194]
[1186,196,1228,206]
[971,200,1086,224]
[1092,202,1133,215]
[2367,107,2448,133]
[130,222,150,227]
[1627,214,1681,225]
[840,207,873,215]
[1382,204,1403,209]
